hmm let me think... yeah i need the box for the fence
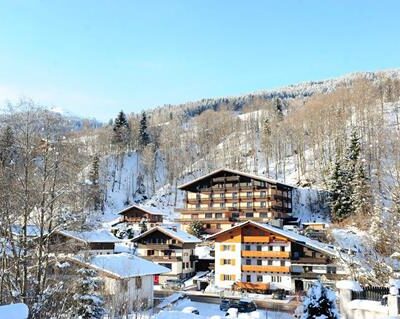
[351,286,390,302]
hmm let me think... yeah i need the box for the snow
[195,246,214,259]
[347,299,388,312]
[336,280,363,292]
[58,229,120,243]
[10,225,48,237]
[159,299,293,319]
[134,225,201,244]
[118,204,164,216]
[389,279,400,289]
[71,252,170,278]
[0,303,29,319]
[156,293,185,309]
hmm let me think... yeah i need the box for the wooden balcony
[234,282,270,291]
[142,255,182,262]
[242,236,270,243]
[291,257,328,264]
[241,265,290,273]
[241,250,290,258]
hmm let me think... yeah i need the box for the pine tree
[0,125,16,167]
[139,111,150,148]
[301,281,339,319]
[188,220,203,238]
[89,155,102,211]
[72,268,105,319]
[139,217,148,234]
[350,163,372,220]
[112,110,131,145]
[328,158,351,220]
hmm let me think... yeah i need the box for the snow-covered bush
[301,281,339,319]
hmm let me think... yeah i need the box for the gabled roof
[10,225,48,238]
[69,253,170,279]
[178,168,294,191]
[208,220,337,257]
[57,229,120,244]
[117,204,164,216]
[132,225,201,244]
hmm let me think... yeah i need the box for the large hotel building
[177,168,294,234]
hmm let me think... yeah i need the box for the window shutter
[232,259,236,266]
[232,275,236,281]
[220,245,224,252]
[232,245,236,252]
[220,259,224,265]
[220,274,224,281]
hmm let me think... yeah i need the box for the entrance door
[295,280,304,292]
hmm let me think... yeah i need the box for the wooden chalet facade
[177,168,294,234]
[132,226,201,284]
[118,204,163,227]
[209,221,347,293]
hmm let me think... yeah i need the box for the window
[222,274,235,281]
[135,276,142,288]
[147,250,154,256]
[246,192,252,198]
[220,193,225,198]
[216,224,221,229]
[222,245,233,251]
[246,259,251,265]
[209,193,214,199]
[261,201,266,207]
[246,202,252,208]
[159,263,172,270]
[245,212,254,218]
[171,240,176,244]
[196,203,200,208]
[196,193,201,199]
[260,191,266,198]
[280,261,285,266]
[220,203,225,208]
[215,213,223,219]
[257,260,262,266]
[257,275,263,282]
[256,245,262,251]
[232,192,238,199]
[281,246,285,251]
[260,212,268,218]
[268,246,273,251]
[271,276,282,283]
[245,245,251,251]
[246,275,251,282]
[267,260,273,266]
[232,202,238,208]
[222,259,232,265]
[205,213,212,219]
[206,224,211,229]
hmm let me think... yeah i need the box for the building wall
[215,242,242,289]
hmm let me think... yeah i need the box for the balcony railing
[241,250,290,258]
[242,236,270,243]
[234,282,270,291]
[291,257,328,264]
[241,265,290,273]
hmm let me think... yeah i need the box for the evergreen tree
[188,220,203,238]
[275,98,284,120]
[350,163,372,219]
[112,110,131,145]
[139,217,148,234]
[0,125,16,167]
[71,268,105,319]
[328,159,351,220]
[139,111,150,148]
[301,281,339,319]
[89,155,102,211]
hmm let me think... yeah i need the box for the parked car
[272,289,286,300]
[220,299,237,311]
[237,300,257,313]
[182,307,199,315]
[162,279,184,290]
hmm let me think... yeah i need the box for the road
[154,289,299,314]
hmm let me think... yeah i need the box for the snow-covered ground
[162,299,293,319]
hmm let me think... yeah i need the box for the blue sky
[0,1,399,121]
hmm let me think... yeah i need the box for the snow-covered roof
[117,204,164,216]
[10,225,48,237]
[209,220,337,257]
[178,168,294,190]
[70,253,170,279]
[58,229,120,244]
[132,225,201,244]
[0,303,29,319]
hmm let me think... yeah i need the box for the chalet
[118,204,163,228]
[53,229,120,255]
[209,220,347,293]
[61,253,170,316]
[177,168,294,234]
[132,225,201,284]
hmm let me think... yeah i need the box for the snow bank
[0,303,29,319]
[347,299,388,312]
[155,310,207,319]
[336,280,363,292]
